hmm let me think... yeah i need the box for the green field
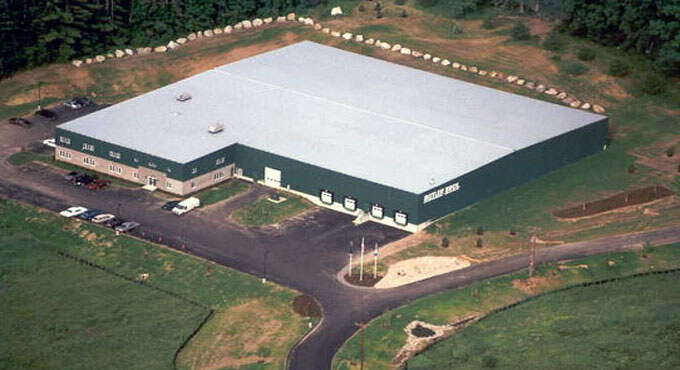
[195,180,249,206]
[0,200,308,369]
[409,271,680,369]
[232,194,314,227]
[333,243,680,369]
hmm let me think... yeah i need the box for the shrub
[608,59,629,77]
[375,2,382,11]
[476,238,483,248]
[666,147,675,157]
[358,4,365,12]
[400,9,408,18]
[511,21,530,41]
[638,72,666,95]
[376,10,384,18]
[550,54,561,61]
[394,0,406,5]
[561,60,588,76]
[482,355,499,368]
[509,228,516,236]
[576,47,596,61]
[419,0,439,8]
[627,164,637,174]
[451,23,464,35]
[476,226,484,235]
[481,15,497,30]
[441,237,449,248]
[543,32,565,52]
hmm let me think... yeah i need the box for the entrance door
[148,176,158,186]
[264,167,281,188]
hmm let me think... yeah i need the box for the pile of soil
[411,324,435,338]
[292,294,322,318]
[553,186,674,219]
[344,273,383,287]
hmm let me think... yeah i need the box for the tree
[441,237,449,248]
[576,46,595,61]
[608,59,629,77]
[511,21,530,41]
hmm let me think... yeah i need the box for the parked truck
[172,197,200,216]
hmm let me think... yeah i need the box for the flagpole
[348,241,354,277]
[359,237,365,281]
[373,243,378,279]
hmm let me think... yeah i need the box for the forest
[0,0,678,78]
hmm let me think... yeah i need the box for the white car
[59,206,88,218]
[92,213,116,223]
[42,138,56,148]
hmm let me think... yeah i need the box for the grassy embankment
[194,180,249,206]
[333,242,680,369]
[232,194,314,227]
[0,200,309,369]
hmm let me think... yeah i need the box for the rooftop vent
[176,92,192,102]
[208,123,224,134]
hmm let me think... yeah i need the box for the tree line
[0,0,322,78]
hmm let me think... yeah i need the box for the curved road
[2,114,680,369]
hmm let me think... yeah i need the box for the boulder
[556,92,568,99]
[153,46,167,53]
[391,44,401,52]
[432,57,441,63]
[286,12,296,21]
[342,33,353,40]
[298,16,306,23]
[277,16,286,22]
[469,66,478,73]
[544,88,558,96]
[525,82,535,89]
[114,49,125,58]
[401,48,412,55]
[331,31,341,37]
[452,62,461,69]
[535,84,546,93]
[322,27,330,34]
[580,102,591,110]
[441,59,450,66]
[224,25,233,34]
[423,53,432,61]
[234,23,243,30]
[125,48,134,56]
[264,17,273,24]
[570,100,582,108]
[478,70,487,76]
[187,33,197,41]
[253,18,264,27]
[95,55,106,62]
[197,31,203,38]
[304,18,314,26]
[516,79,525,86]
[365,38,375,45]
[176,38,187,45]
[85,58,93,64]
[241,20,252,29]
[204,29,214,37]
[72,60,83,67]
[563,97,575,104]
[374,39,382,47]
[136,47,152,55]
[213,27,223,35]
[460,65,468,71]
[592,104,605,113]
[380,42,391,50]
[331,6,343,16]
[106,53,114,58]
[167,40,180,49]
[314,24,322,30]
[412,51,423,58]
[355,34,364,42]
[506,75,518,83]
[489,71,498,78]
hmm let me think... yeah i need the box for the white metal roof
[58,41,605,194]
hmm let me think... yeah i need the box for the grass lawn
[333,243,680,369]
[409,271,680,369]
[232,194,314,227]
[0,200,309,369]
[7,151,138,188]
[194,180,249,206]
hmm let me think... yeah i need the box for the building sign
[423,182,460,204]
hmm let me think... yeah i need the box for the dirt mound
[553,186,674,219]
[292,294,322,318]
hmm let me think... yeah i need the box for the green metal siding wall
[183,144,239,180]
[234,144,421,222]
[417,118,608,223]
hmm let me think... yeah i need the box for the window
[58,150,71,159]
[109,151,121,159]
[213,171,224,181]
[394,211,408,226]
[133,172,140,179]
[320,189,334,205]
[108,165,122,174]
[83,157,96,166]
[82,143,94,152]
[166,181,172,189]
[344,196,357,211]
[190,182,196,188]
[59,136,71,145]
[215,157,225,165]
[148,161,157,168]
[370,204,384,219]
[191,167,198,175]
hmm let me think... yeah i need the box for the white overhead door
[264,167,281,188]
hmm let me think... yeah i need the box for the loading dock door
[264,167,281,188]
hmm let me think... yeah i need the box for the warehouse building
[55,41,607,231]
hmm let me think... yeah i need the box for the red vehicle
[85,179,109,190]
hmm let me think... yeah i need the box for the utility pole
[355,322,367,370]
[348,240,354,277]
[529,235,537,278]
[373,243,379,279]
[359,237,365,281]
[37,81,42,110]
[262,250,268,283]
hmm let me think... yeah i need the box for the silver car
[115,221,140,233]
